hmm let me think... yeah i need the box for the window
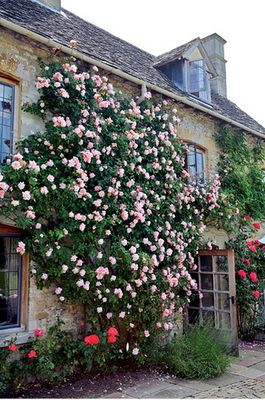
[185,143,205,183]
[0,234,23,330]
[188,60,211,102]
[0,81,15,164]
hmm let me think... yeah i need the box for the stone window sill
[0,326,34,347]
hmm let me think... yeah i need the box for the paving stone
[167,378,216,392]
[240,350,265,362]
[206,372,244,386]
[123,380,174,398]
[251,361,265,373]
[233,356,260,367]
[256,374,265,382]
[141,386,197,398]
[103,392,135,398]
[228,363,265,379]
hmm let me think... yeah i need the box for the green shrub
[154,323,232,380]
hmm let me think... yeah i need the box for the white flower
[83,281,90,291]
[132,347,139,355]
[97,307,102,313]
[55,287,62,295]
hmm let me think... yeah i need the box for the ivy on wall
[215,126,265,221]
[215,125,265,339]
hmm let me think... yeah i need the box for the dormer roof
[154,38,217,78]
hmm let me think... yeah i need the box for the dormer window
[188,60,210,102]
[155,38,217,105]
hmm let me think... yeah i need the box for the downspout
[136,82,147,105]
[0,17,264,140]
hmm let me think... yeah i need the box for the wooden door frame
[185,249,238,353]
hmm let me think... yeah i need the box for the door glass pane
[216,292,230,311]
[202,292,214,308]
[216,312,231,330]
[215,274,229,291]
[200,256,212,272]
[216,256,228,272]
[201,274,213,290]
[189,294,200,308]
[188,308,199,324]
[201,310,215,325]
[0,237,22,328]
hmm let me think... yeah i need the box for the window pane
[215,274,229,292]
[201,274,213,290]
[202,292,214,308]
[216,312,231,330]
[0,237,22,329]
[188,308,199,324]
[0,82,14,164]
[189,60,205,92]
[185,144,205,184]
[216,292,230,311]
[216,256,228,272]
[200,255,213,272]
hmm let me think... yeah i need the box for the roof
[154,38,200,67]
[0,0,264,136]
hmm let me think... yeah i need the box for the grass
[153,322,232,380]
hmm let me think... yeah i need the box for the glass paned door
[188,249,238,352]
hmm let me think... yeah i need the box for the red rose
[107,327,118,337]
[107,335,117,343]
[238,270,247,279]
[243,215,251,220]
[249,246,257,253]
[263,246,265,252]
[27,350,37,358]
[249,272,257,283]
[252,290,260,298]
[34,329,44,337]
[84,334,99,346]
[254,240,261,246]
[8,344,17,351]
[244,259,250,265]
[253,222,261,230]
[246,240,253,247]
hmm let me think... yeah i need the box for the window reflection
[0,237,22,328]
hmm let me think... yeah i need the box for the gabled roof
[154,38,200,67]
[0,0,264,137]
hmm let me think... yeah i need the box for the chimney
[202,33,227,98]
[32,0,61,11]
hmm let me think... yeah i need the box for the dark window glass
[0,236,22,329]
[160,60,184,90]
[0,82,15,164]
[185,144,205,183]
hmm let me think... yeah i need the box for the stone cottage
[0,0,264,347]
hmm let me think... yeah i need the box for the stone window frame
[0,224,29,345]
[0,73,20,162]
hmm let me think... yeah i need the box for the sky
[62,0,265,128]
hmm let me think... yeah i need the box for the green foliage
[215,126,265,221]
[153,322,231,380]
[214,125,265,339]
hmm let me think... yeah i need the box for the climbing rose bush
[0,59,221,355]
